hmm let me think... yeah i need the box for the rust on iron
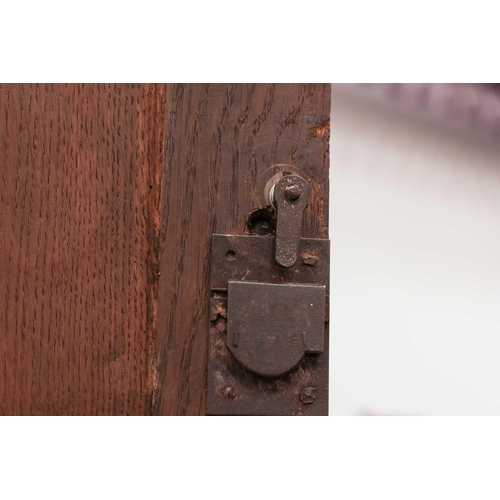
[227,281,326,378]
[301,251,319,266]
[210,298,227,321]
[222,386,237,399]
[207,233,330,416]
[208,311,329,415]
[300,386,317,404]
[211,235,329,292]
[272,174,311,268]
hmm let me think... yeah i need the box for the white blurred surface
[329,86,500,415]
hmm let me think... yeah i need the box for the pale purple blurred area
[356,83,500,136]
[329,84,500,415]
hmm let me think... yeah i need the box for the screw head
[285,184,300,201]
[301,251,319,266]
[222,386,236,399]
[300,386,317,404]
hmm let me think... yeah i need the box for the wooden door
[0,83,330,415]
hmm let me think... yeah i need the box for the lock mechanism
[207,173,329,416]
[271,174,311,267]
[226,280,325,378]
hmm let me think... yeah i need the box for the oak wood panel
[155,84,330,415]
[0,84,165,415]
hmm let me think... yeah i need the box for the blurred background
[329,84,500,415]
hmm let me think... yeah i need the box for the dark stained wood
[0,84,166,415]
[155,84,330,415]
[0,83,330,416]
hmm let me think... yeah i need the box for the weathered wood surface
[0,83,330,415]
[155,84,330,415]
[0,84,165,415]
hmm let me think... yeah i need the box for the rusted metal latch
[207,174,329,416]
[271,174,311,267]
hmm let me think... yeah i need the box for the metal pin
[285,184,300,201]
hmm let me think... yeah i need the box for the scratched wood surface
[0,84,165,415]
[0,84,330,415]
[155,84,331,415]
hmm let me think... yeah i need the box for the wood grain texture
[155,84,330,415]
[0,84,165,415]
[0,83,330,415]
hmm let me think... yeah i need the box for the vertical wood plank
[155,84,330,415]
[0,84,165,415]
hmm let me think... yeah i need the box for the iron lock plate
[227,281,326,378]
[207,234,329,416]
